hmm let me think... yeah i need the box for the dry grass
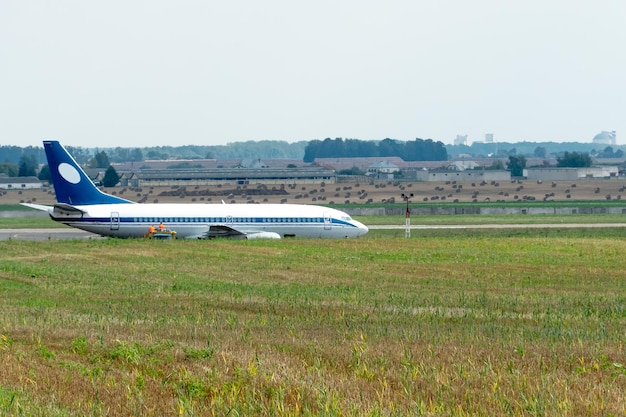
[1,236,625,416]
[4,178,626,206]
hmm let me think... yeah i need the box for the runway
[3,223,626,240]
[0,228,101,241]
[369,223,626,230]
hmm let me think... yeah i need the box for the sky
[2,0,625,148]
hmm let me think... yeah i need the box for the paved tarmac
[0,228,101,240]
[369,223,626,230]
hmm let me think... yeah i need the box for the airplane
[22,141,369,239]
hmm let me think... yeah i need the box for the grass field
[1,231,625,416]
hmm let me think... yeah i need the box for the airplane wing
[206,225,280,239]
[207,225,246,239]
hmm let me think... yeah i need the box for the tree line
[506,151,594,177]
[303,138,448,162]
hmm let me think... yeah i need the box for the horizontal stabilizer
[20,203,53,212]
[51,203,87,218]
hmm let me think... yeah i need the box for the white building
[523,167,619,180]
[0,175,44,190]
[592,131,616,145]
[367,161,400,180]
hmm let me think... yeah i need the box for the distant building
[592,131,616,145]
[523,167,619,180]
[367,161,400,180]
[454,135,468,146]
[408,169,510,182]
[0,176,43,190]
[447,161,480,171]
[315,157,408,172]
[117,166,336,187]
[237,159,269,169]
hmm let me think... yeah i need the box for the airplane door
[110,212,120,230]
[323,213,332,230]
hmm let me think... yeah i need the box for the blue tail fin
[44,140,133,205]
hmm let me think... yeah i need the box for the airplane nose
[354,220,369,236]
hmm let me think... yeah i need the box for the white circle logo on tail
[58,163,81,184]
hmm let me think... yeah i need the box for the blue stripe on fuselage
[57,216,358,227]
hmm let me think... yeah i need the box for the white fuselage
[48,203,368,239]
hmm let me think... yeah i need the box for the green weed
[0,236,625,415]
